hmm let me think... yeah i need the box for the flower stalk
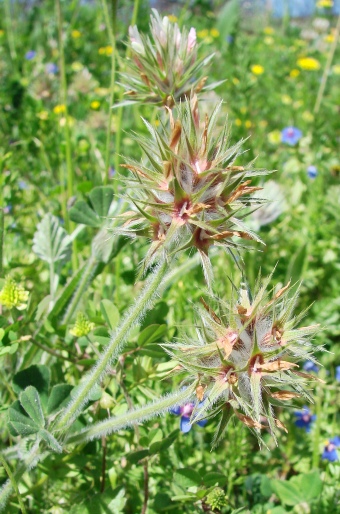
[65,383,196,445]
[53,259,169,433]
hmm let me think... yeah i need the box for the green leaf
[100,300,120,330]
[285,243,307,287]
[13,365,50,409]
[19,386,45,428]
[290,471,323,501]
[203,472,227,487]
[271,479,302,506]
[39,428,63,453]
[32,213,71,264]
[173,468,202,489]
[149,429,179,455]
[48,265,90,323]
[47,384,73,415]
[89,186,114,218]
[69,201,100,227]
[126,449,150,463]
[216,0,240,41]
[8,400,40,436]
[138,324,167,347]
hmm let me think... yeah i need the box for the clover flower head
[294,406,316,432]
[0,276,29,310]
[120,9,213,107]
[163,272,321,445]
[307,165,317,179]
[303,360,319,373]
[322,436,340,462]
[171,402,207,432]
[118,96,268,285]
[281,127,302,146]
[70,312,95,338]
[205,488,228,510]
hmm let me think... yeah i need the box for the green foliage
[0,1,339,513]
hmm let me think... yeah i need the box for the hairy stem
[0,454,27,514]
[65,384,195,445]
[53,260,169,433]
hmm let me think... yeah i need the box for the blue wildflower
[281,126,302,146]
[226,35,234,43]
[303,360,319,373]
[294,406,316,432]
[25,50,36,61]
[46,63,59,74]
[322,437,340,462]
[336,366,340,382]
[307,165,318,179]
[171,402,207,433]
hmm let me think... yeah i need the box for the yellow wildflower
[332,64,340,75]
[232,77,240,85]
[317,0,333,7]
[263,26,274,35]
[53,104,66,114]
[290,69,300,78]
[98,45,113,56]
[324,33,335,43]
[281,94,292,105]
[251,64,264,75]
[0,277,29,310]
[245,120,252,129]
[264,37,274,45]
[36,111,49,120]
[70,312,95,338]
[297,57,321,70]
[240,106,247,114]
[90,100,100,110]
[71,29,81,39]
[59,116,75,128]
[235,119,242,127]
[267,130,281,144]
[168,14,178,23]
[302,111,314,122]
[210,28,220,38]
[71,61,84,72]
[0,29,5,37]
[259,120,268,128]
[197,29,209,39]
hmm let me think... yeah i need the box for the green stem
[56,0,77,270]
[312,384,323,469]
[314,14,340,114]
[65,384,195,445]
[113,0,140,192]
[0,209,3,275]
[0,454,27,514]
[0,442,41,513]
[53,260,169,433]
[62,256,98,326]
[4,0,17,63]
[101,0,117,185]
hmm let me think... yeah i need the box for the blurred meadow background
[0,0,340,512]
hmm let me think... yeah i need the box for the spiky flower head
[119,97,267,284]
[163,272,321,446]
[120,9,214,107]
[0,276,29,310]
[205,488,228,510]
[70,312,95,338]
